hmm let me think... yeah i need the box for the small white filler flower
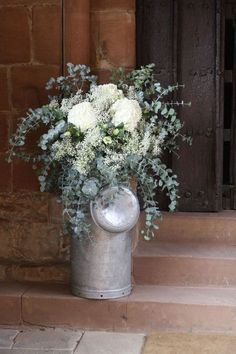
[111,98,142,132]
[67,102,97,132]
[90,84,124,111]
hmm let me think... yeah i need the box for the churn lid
[90,186,140,233]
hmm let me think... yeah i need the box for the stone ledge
[2,282,236,332]
[0,263,69,283]
[0,192,49,223]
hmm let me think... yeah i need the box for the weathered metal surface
[71,187,140,299]
[90,186,140,233]
[70,221,132,299]
[136,0,224,211]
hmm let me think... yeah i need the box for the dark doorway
[136,0,224,212]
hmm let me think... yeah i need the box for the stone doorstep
[0,327,145,354]
[145,210,236,243]
[2,282,236,332]
[133,241,236,287]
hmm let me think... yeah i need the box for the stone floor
[2,327,236,354]
[0,327,146,354]
[143,332,236,354]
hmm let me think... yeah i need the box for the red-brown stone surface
[91,0,135,10]
[0,192,49,223]
[0,0,59,4]
[0,153,12,192]
[6,264,69,283]
[12,159,39,192]
[0,7,31,64]
[0,113,10,152]
[64,0,90,65]
[0,220,66,263]
[91,11,135,69]
[0,283,28,325]
[32,4,62,65]
[11,65,60,111]
[0,68,10,111]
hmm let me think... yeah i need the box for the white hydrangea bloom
[90,84,124,111]
[111,98,142,132]
[68,102,97,132]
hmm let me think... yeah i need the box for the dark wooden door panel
[173,0,221,211]
[136,0,223,212]
[136,0,176,84]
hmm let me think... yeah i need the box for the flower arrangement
[8,63,190,240]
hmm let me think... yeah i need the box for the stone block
[0,7,31,64]
[0,0,59,4]
[7,264,70,283]
[0,153,12,192]
[64,0,90,65]
[91,0,135,11]
[0,265,6,281]
[0,329,19,349]
[22,284,128,329]
[0,68,10,111]
[0,350,71,354]
[32,4,62,65]
[0,192,49,223]
[13,159,39,192]
[76,331,145,354]
[0,112,10,152]
[0,282,28,325]
[11,65,60,111]
[13,328,82,351]
[48,196,63,224]
[0,221,64,263]
[91,11,135,69]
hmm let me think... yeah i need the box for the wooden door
[136,0,224,211]
[223,1,236,209]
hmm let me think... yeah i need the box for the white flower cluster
[52,136,76,161]
[103,151,125,172]
[123,130,140,155]
[61,91,83,114]
[110,98,142,132]
[68,102,97,132]
[49,99,59,109]
[66,84,142,133]
[139,130,151,156]
[90,84,124,111]
[74,144,95,175]
[73,127,102,175]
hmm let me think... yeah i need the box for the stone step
[2,282,236,333]
[140,210,236,243]
[133,241,236,286]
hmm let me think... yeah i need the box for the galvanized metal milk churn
[70,186,140,299]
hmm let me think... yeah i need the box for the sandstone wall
[0,0,135,282]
